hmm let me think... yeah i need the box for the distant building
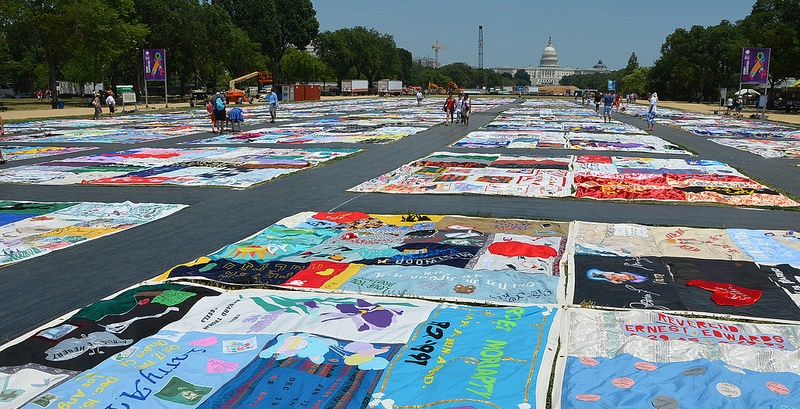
[494,38,609,86]
[414,56,437,68]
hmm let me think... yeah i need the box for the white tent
[735,88,761,96]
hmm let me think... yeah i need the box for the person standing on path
[91,93,101,120]
[602,91,614,123]
[594,91,602,113]
[268,90,279,123]
[443,94,456,125]
[212,90,227,131]
[105,92,116,118]
[462,94,471,126]
[455,94,464,124]
[206,99,218,133]
[416,90,423,107]
[646,92,658,131]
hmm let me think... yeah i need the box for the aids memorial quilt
[349,152,573,198]
[0,200,187,267]
[572,155,799,206]
[2,286,560,409]
[710,138,800,158]
[452,99,692,155]
[557,309,800,409]
[158,211,569,305]
[0,147,359,187]
[569,221,800,321]
[0,146,97,161]
[186,124,428,145]
[1,126,206,144]
[348,152,798,207]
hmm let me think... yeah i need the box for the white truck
[377,79,403,96]
[341,79,369,95]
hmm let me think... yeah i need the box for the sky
[310,0,757,70]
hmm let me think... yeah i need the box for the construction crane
[478,26,484,70]
[226,71,272,104]
[431,41,447,69]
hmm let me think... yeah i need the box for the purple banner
[143,48,166,81]
[741,48,770,84]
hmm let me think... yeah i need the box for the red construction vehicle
[226,71,272,104]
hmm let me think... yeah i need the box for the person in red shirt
[443,94,456,125]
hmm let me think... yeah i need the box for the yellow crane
[431,41,447,69]
[226,71,272,104]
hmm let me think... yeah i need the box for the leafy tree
[625,52,639,72]
[6,0,147,107]
[439,62,475,89]
[215,0,278,58]
[621,67,651,97]
[315,29,356,89]
[560,72,612,90]
[739,0,800,86]
[281,48,328,83]
[481,69,507,88]
[513,69,531,86]
[346,27,398,90]
[263,0,318,83]
[396,48,413,84]
[415,67,451,91]
[650,26,705,100]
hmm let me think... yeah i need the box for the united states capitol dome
[539,38,559,67]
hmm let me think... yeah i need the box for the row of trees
[0,0,519,105]
[0,0,319,106]
[561,0,800,102]
[2,0,797,105]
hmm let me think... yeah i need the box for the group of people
[726,96,745,118]
[206,89,279,133]
[594,89,657,130]
[442,93,472,126]
[91,91,116,120]
[36,89,52,102]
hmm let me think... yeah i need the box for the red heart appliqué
[685,280,762,306]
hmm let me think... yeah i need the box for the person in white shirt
[105,92,116,118]
[646,92,658,131]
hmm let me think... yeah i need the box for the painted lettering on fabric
[465,307,525,400]
[51,347,205,409]
[620,313,794,350]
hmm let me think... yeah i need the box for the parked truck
[377,79,403,96]
[340,79,369,95]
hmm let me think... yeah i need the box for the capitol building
[495,38,609,86]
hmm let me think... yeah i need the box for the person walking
[462,93,471,126]
[602,91,614,123]
[268,90,279,123]
[91,92,101,120]
[646,92,658,131]
[105,91,116,118]
[593,91,602,113]
[443,94,456,125]
[455,94,464,124]
[416,90,423,107]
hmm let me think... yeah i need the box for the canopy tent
[735,88,761,96]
